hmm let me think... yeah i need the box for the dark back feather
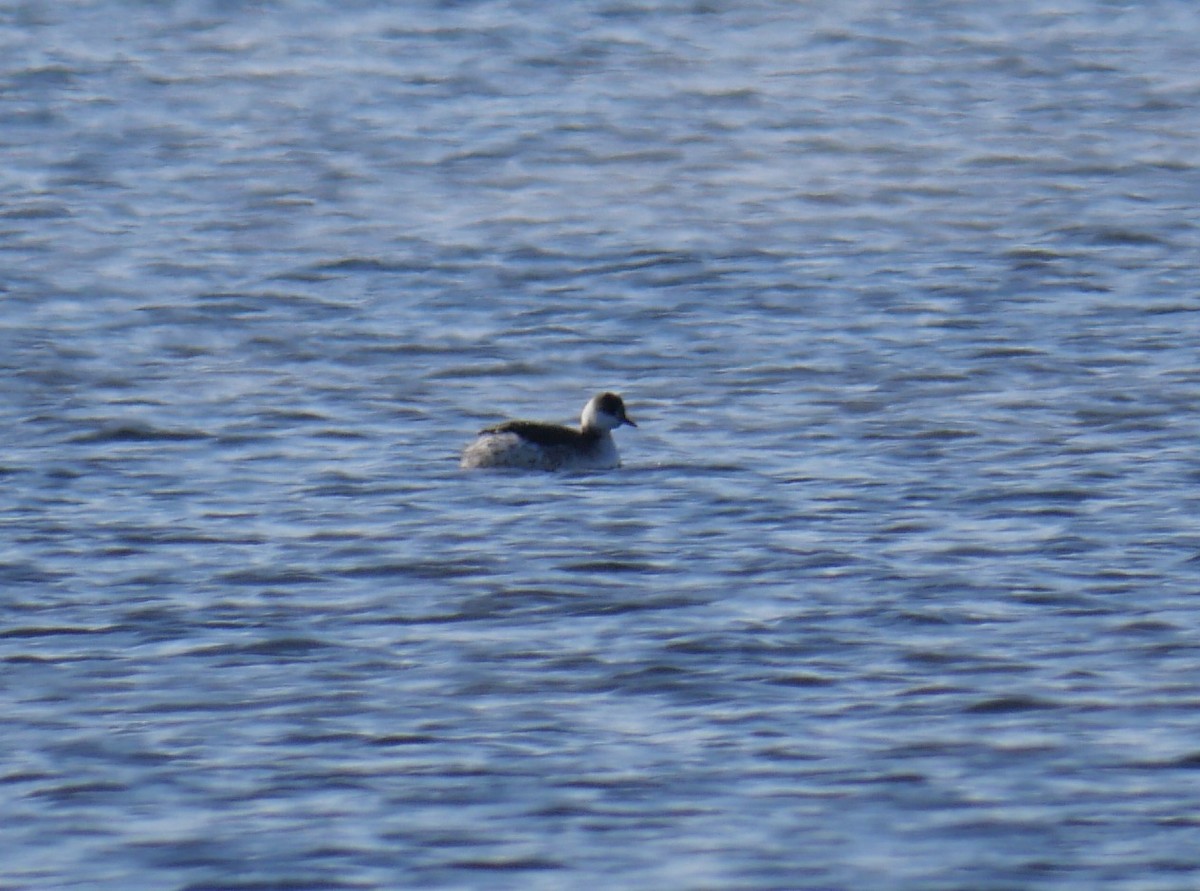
[481,420,601,448]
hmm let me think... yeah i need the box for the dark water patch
[258,408,333,424]
[584,249,705,276]
[311,256,437,274]
[179,880,374,891]
[182,636,333,658]
[901,648,978,667]
[911,426,977,441]
[1145,302,1200,316]
[1009,588,1105,608]
[891,610,959,627]
[0,624,120,640]
[4,652,75,665]
[67,423,210,445]
[1151,752,1200,770]
[898,683,972,698]
[428,361,544,380]
[1073,406,1171,431]
[312,427,369,441]
[610,663,696,695]
[559,558,662,574]
[29,780,129,802]
[1,202,73,220]
[0,561,74,585]
[0,769,57,788]
[276,730,368,748]
[336,559,491,580]
[367,733,440,747]
[934,543,1014,560]
[1113,618,1181,635]
[558,593,709,618]
[1003,246,1068,263]
[966,486,1095,507]
[216,567,328,587]
[766,672,836,688]
[789,550,859,570]
[964,694,1061,714]
[114,529,267,547]
[901,650,1036,677]
[208,290,355,317]
[452,586,578,618]
[1058,225,1172,247]
[448,856,564,872]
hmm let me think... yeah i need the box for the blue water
[4,1,1200,888]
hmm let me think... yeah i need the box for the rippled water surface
[4,1,1200,888]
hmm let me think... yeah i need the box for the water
[3,1,1200,888]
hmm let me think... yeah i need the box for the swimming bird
[460,392,637,471]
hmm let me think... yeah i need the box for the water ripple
[3,2,1200,889]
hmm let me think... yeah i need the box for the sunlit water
[4,2,1200,888]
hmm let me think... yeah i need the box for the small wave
[68,423,209,445]
[964,694,1060,714]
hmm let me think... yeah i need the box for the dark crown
[596,392,625,416]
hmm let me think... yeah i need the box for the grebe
[460,392,637,471]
